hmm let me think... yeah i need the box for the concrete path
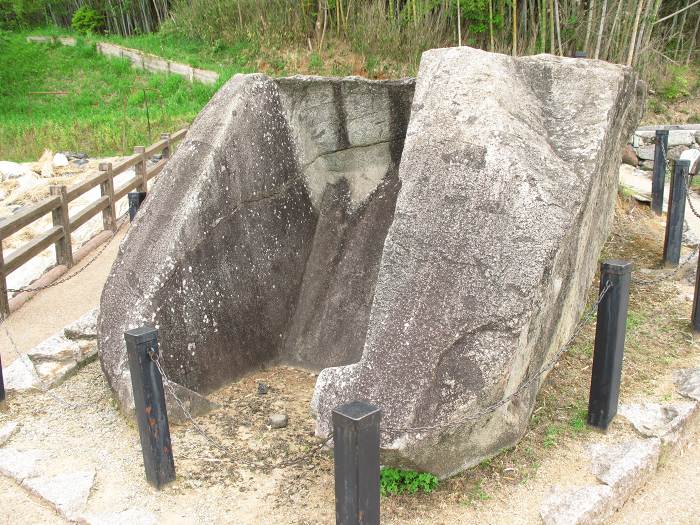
[0,225,126,366]
[610,415,700,525]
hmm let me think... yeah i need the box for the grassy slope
[0,30,218,161]
[3,27,698,161]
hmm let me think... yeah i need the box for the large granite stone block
[312,47,644,476]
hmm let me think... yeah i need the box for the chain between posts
[5,215,128,294]
[632,246,698,287]
[382,280,613,435]
[148,349,333,468]
[1,320,93,410]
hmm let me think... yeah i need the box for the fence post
[0,352,5,402]
[587,260,632,430]
[128,192,147,222]
[134,146,147,193]
[124,326,175,489]
[332,401,381,525]
[99,162,117,233]
[691,252,700,332]
[160,133,171,160]
[663,160,691,267]
[0,247,9,319]
[651,129,669,215]
[48,185,73,268]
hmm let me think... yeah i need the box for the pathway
[0,224,127,366]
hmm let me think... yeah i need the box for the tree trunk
[627,0,645,66]
[603,0,624,60]
[594,0,608,59]
[489,0,495,51]
[512,0,518,55]
[687,12,700,64]
[584,0,596,53]
[553,0,563,55]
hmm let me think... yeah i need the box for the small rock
[0,449,45,481]
[52,153,69,168]
[24,331,98,388]
[668,130,697,147]
[621,144,638,167]
[74,158,89,166]
[636,144,655,161]
[668,145,688,161]
[23,470,95,521]
[619,401,698,445]
[164,382,219,425]
[257,382,268,395]
[3,355,41,392]
[674,368,700,401]
[639,160,654,171]
[680,149,700,175]
[589,438,660,500]
[40,161,53,178]
[0,161,34,181]
[64,309,98,340]
[540,484,614,525]
[268,413,288,428]
[0,422,19,445]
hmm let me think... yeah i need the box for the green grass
[0,29,221,161]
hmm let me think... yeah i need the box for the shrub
[71,6,103,35]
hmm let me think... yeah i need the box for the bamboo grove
[2,1,699,69]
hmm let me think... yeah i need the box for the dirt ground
[1,195,699,524]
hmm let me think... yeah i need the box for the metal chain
[684,171,700,220]
[382,280,613,435]
[5,215,128,294]
[633,246,698,287]
[149,350,332,468]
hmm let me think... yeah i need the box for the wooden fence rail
[0,128,187,317]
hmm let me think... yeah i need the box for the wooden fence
[0,128,187,317]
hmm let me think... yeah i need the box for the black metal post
[588,260,632,430]
[663,160,691,266]
[0,353,5,403]
[651,129,669,215]
[691,253,700,332]
[124,326,175,489]
[333,401,381,525]
[128,191,147,222]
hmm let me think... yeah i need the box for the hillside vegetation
[0,30,218,161]
[1,1,698,160]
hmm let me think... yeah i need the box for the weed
[543,424,563,448]
[379,467,438,497]
[626,309,646,333]
[460,480,491,506]
[659,66,691,101]
[569,407,588,433]
[309,52,323,73]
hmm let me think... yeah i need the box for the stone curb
[540,367,700,525]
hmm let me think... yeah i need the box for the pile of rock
[624,125,700,170]
[2,309,98,392]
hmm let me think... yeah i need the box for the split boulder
[312,47,644,476]
[98,47,643,477]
